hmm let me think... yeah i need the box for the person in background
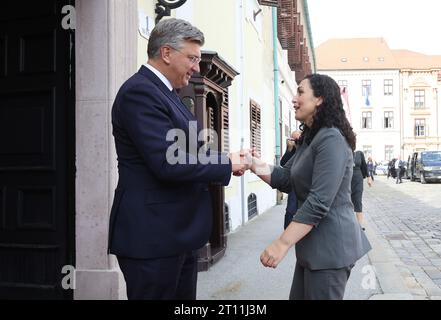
[280,130,301,229]
[387,158,397,179]
[395,156,405,184]
[366,156,375,181]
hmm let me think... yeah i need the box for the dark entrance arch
[0,0,75,299]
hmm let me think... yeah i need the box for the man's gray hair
[148,18,205,59]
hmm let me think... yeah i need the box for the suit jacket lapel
[138,66,196,123]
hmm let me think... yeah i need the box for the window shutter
[258,0,280,7]
[277,1,294,48]
[222,90,230,153]
[288,21,302,70]
[277,0,297,49]
[207,105,215,142]
[250,100,262,155]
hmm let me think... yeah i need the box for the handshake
[228,148,262,177]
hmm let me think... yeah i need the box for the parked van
[410,151,441,183]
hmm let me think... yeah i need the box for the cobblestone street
[365,175,441,299]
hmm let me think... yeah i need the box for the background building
[394,50,441,157]
[316,38,441,163]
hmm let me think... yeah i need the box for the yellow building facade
[0,0,314,299]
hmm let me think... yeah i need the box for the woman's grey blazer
[271,127,371,270]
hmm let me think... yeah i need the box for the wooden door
[0,0,75,299]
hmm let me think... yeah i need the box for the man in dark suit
[108,18,246,300]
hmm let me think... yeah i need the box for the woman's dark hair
[298,74,356,151]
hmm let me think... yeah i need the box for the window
[414,90,425,109]
[338,80,348,90]
[384,79,393,96]
[250,100,261,155]
[222,98,230,153]
[362,80,371,96]
[247,193,258,219]
[363,145,372,159]
[415,119,426,137]
[384,111,393,128]
[362,111,372,129]
[224,203,230,233]
[257,0,279,7]
[385,145,394,161]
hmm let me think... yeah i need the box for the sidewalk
[197,200,384,300]
[363,223,413,300]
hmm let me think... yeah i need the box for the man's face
[168,41,201,88]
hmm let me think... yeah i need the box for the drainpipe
[302,0,316,72]
[436,87,439,150]
[272,8,281,205]
[272,7,281,165]
[239,0,246,225]
[400,73,404,158]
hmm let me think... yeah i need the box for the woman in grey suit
[247,74,371,300]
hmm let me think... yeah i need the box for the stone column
[74,0,138,299]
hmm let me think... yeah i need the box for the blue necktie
[171,89,182,105]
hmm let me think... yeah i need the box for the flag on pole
[365,91,370,106]
[340,87,352,125]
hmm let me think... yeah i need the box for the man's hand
[229,150,252,176]
[286,130,301,152]
[291,130,301,141]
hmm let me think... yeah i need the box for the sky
[307,0,441,55]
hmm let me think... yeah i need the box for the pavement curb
[365,223,414,300]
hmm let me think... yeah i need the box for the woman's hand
[230,149,253,176]
[260,239,290,268]
[250,147,260,159]
[367,176,373,187]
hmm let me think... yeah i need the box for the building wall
[298,0,315,70]
[319,70,401,162]
[279,46,300,148]
[75,0,138,300]
[137,0,156,65]
[176,0,275,228]
[401,69,441,158]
